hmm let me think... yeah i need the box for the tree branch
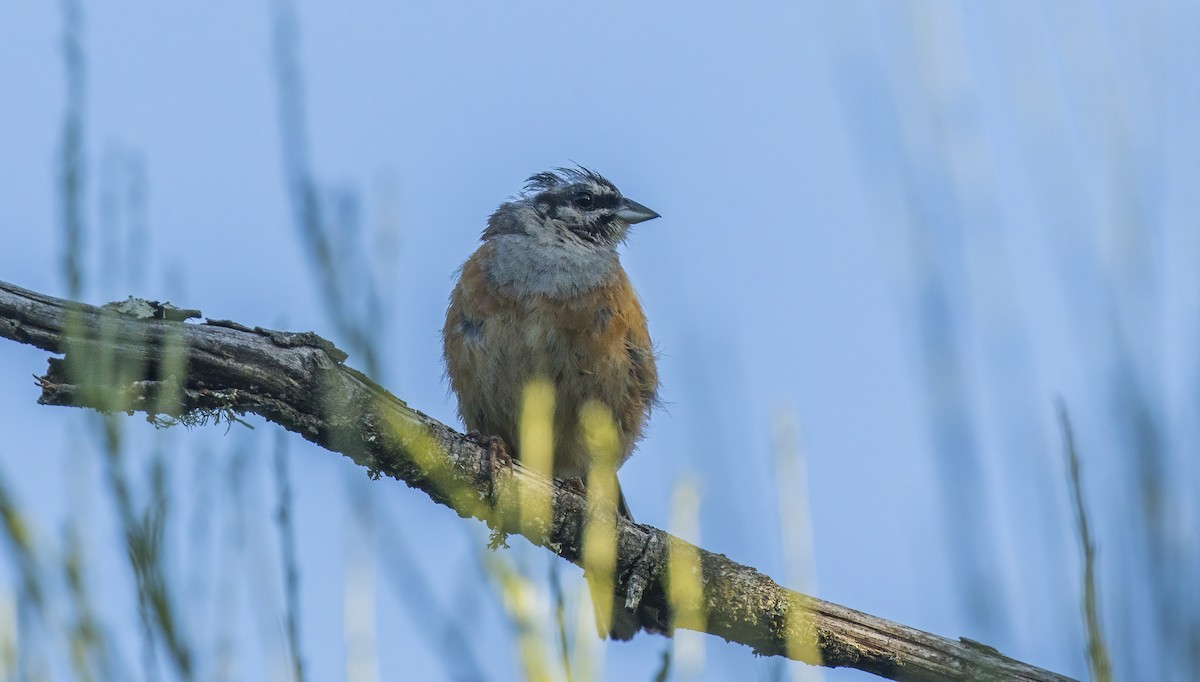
[0,279,1075,682]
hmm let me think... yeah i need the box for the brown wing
[615,294,659,458]
[626,330,659,418]
[442,246,521,445]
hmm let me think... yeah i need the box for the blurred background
[1,1,1197,680]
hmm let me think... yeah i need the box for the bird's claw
[466,432,513,500]
[484,435,513,473]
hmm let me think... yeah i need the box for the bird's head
[484,167,659,248]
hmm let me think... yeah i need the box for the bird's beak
[616,198,661,225]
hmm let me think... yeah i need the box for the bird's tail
[616,480,633,522]
[588,478,642,640]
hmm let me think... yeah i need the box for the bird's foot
[466,432,513,500]
[483,435,514,475]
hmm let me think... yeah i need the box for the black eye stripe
[538,187,621,213]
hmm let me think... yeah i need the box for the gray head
[483,167,660,248]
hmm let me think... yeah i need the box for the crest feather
[522,166,616,196]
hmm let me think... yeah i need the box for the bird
[442,167,660,517]
[442,167,660,639]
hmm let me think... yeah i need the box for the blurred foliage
[0,2,1194,681]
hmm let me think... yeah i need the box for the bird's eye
[572,192,595,209]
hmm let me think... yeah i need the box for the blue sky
[1,2,1197,680]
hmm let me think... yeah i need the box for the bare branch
[0,279,1076,682]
